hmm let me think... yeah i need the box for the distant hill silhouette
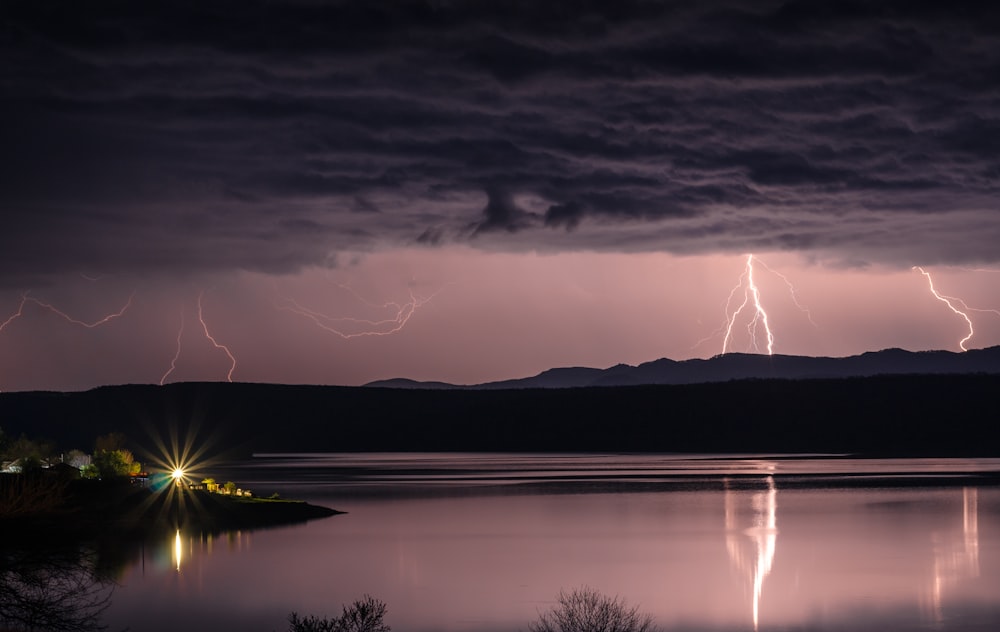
[2,372,999,457]
[367,346,1000,389]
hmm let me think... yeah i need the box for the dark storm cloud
[2,0,1000,281]
[470,188,538,236]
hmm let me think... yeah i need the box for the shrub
[288,595,389,632]
[287,612,337,632]
[91,449,141,478]
[529,587,657,632]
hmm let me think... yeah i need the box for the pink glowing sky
[3,2,1000,391]
[1,249,998,392]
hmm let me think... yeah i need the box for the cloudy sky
[2,0,999,391]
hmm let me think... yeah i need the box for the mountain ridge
[366,346,1000,389]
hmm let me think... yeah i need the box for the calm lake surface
[100,454,1000,632]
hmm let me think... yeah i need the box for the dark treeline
[0,374,997,457]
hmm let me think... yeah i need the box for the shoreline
[0,475,342,539]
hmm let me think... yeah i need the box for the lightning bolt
[955,302,1000,319]
[695,254,816,355]
[914,267,975,351]
[722,254,774,355]
[753,258,817,328]
[160,308,185,386]
[2,291,134,330]
[23,292,135,327]
[1,290,134,391]
[0,295,28,333]
[275,282,444,339]
[197,290,237,382]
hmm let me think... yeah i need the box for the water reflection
[722,480,989,631]
[158,528,251,577]
[174,529,183,572]
[725,474,777,631]
[94,455,1000,632]
[925,487,981,622]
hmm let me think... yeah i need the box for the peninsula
[1,473,341,539]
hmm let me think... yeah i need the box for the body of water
[78,455,1000,630]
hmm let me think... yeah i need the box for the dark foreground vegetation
[0,539,115,632]
[284,588,655,632]
[528,588,657,632]
[1,374,999,456]
[287,595,391,632]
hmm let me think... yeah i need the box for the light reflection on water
[925,487,981,623]
[100,455,1000,632]
[725,475,778,631]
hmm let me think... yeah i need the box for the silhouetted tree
[287,613,337,632]
[0,545,113,631]
[529,587,657,632]
[337,595,389,632]
[93,432,127,453]
[3,433,54,465]
[288,595,390,632]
